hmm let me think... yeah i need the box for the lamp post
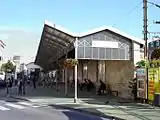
[74,38,78,103]
[154,21,160,24]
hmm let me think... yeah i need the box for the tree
[1,60,15,72]
[151,48,160,60]
[136,60,145,68]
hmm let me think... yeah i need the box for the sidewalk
[10,85,160,120]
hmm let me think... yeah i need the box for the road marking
[18,102,46,108]
[18,102,34,106]
[57,109,71,112]
[0,106,10,111]
[5,103,25,109]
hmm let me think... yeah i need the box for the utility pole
[143,0,148,101]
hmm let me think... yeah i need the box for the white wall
[133,42,144,65]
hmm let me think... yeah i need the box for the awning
[35,21,75,70]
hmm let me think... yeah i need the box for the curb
[9,96,31,102]
[49,104,125,120]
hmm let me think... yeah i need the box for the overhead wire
[113,1,143,31]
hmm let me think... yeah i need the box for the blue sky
[0,0,159,63]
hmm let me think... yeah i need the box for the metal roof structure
[35,21,75,70]
[35,20,144,70]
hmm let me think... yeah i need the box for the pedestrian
[32,74,36,89]
[8,78,13,93]
[18,79,22,95]
[97,80,106,95]
[22,75,27,95]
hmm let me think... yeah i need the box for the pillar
[74,38,78,103]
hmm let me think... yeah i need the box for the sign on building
[148,68,160,101]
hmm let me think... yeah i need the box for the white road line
[18,102,34,106]
[57,109,71,112]
[0,106,10,111]
[5,103,25,109]
[18,102,44,108]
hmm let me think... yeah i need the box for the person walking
[31,73,36,89]
[18,79,22,95]
[22,75,27,95]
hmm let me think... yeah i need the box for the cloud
[0,28,40,63]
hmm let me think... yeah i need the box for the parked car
[0,72,6,88]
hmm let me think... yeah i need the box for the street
[0,98,110,120]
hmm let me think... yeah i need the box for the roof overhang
[35,21,75,70]
[35,20,144,70]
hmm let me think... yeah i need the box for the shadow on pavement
[49,104,123,120]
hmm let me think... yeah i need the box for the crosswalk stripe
[0,106,10,111]
[18,102,34,106]
[5,103,25,109]
[18,102,45,108]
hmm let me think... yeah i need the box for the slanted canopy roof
[35,21,75,70]
[35,20,144,70]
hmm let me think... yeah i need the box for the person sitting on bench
[97,80,106,95]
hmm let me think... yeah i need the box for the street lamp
[154,21,160,24]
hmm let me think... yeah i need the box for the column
[65,52,68,96]
[74,38,78,103]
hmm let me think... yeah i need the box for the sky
[0,0,159,63]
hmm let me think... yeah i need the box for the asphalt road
[0,99,110,120]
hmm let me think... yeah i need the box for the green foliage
[1,60,15,72]
[136,60,145,68]
[64,58,78,67]
[151,48,160,60]
[149,60,160,68]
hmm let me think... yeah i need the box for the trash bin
[153,93,160,106]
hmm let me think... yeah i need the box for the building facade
[148,38,160,59]
[35,21,144,98]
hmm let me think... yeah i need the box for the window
[149,42,154,48]
[138,80,144,89]
[83,63,88,79]
[156,40,160,47]
[98,61,105,82]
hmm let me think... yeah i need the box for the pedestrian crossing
[0,101,48,112]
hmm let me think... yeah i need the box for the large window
[149,42,154,48]
[83,63,88,79]
[98,61,106,82]
[156,40,160,47]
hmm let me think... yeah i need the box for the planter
[64,59,78,68]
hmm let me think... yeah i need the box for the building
[26,62,42,74]
[148,37,160,59]
[35,21,144,98]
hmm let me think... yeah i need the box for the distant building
[26,62,42,74]
[148,37,160,59]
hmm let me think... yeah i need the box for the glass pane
[83,63,88,79]
[98,61,105,82]
[93,47,99,59]
[105,48,111,59]
[85,47,92,58]
[99,48,105,59]
[156,40,159,47]
[77,47,84,58]
[138,80,144,89]
[119,48,125,59]
[111,48,119,59]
